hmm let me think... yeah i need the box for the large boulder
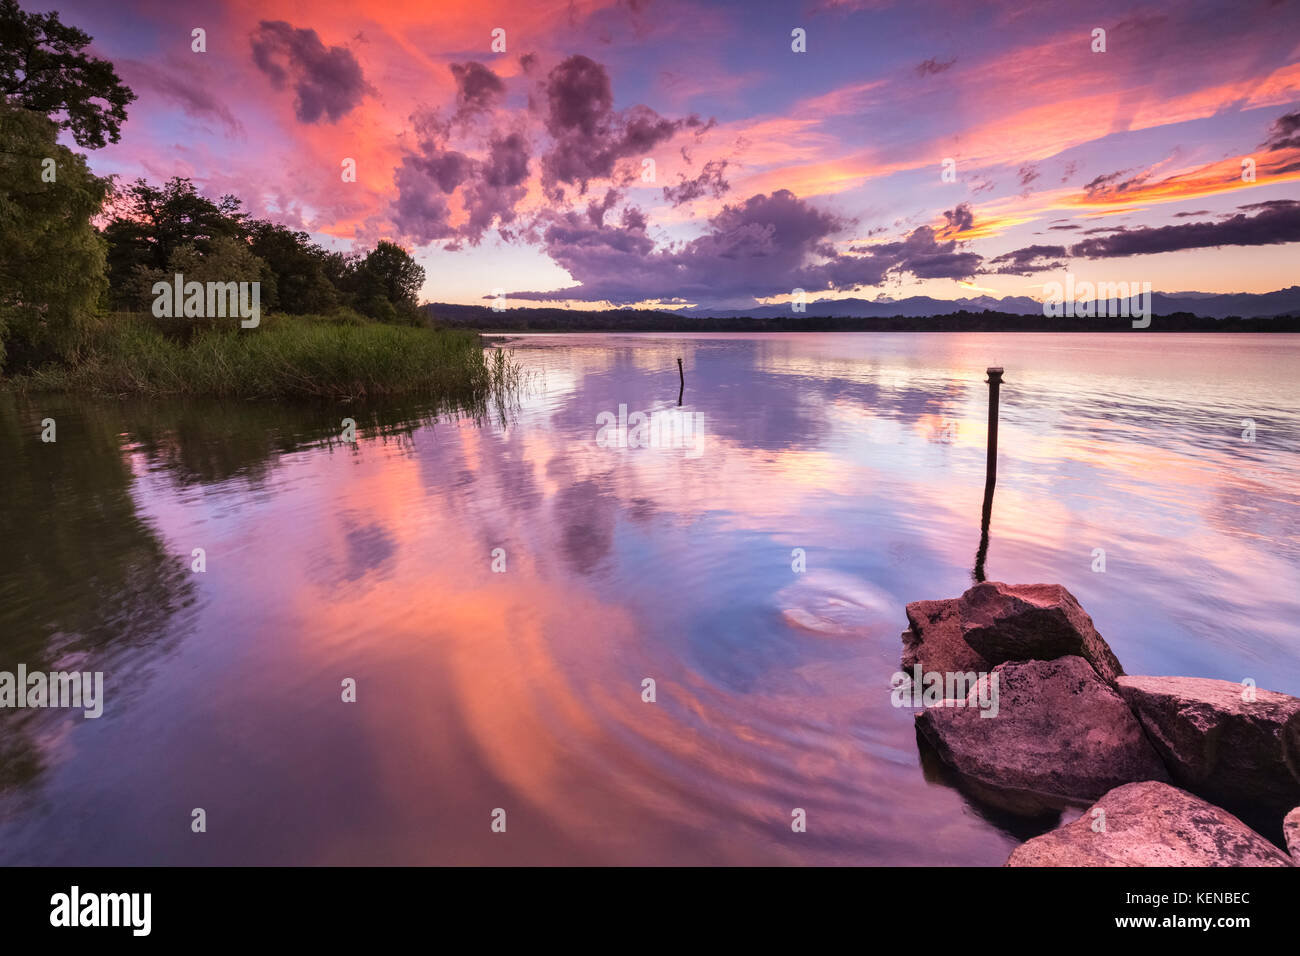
[1116,675,1300,817]
[1285,807,1300,865]
[959,582,1124,686]
[901,582,1122,696]
[901,598,991,676]
[917,656,1168,814]
[1007,781,1294,866]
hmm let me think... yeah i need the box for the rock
[959,582,1124,686]
[901,582,1122,696]
[1116,675,1300,816]
[901,598,991,676]
[1285,807,1300,865]
[1007,781,1295,866]
[916,656,1168,814]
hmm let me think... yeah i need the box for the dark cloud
[1017,164,1040,187]
[483,132,530,187]
[1172,209,1211,217]
[1048,223,1081,230]
[509,189,982,306]
[462,132,532,238]
[940,202,974,235]
[916,57,956,76]
[540,55,701,193]
[389,51,996,299]
[392,158,456,243]
[585,187,622,227]
[392,111,531,244]
[1077,111,1298,211]
[1082,167,1150,200]
[547,54,609,129]
[1081,169,1125,193]
[414,148,472,194]
[1238,199,1297,211]
[849,225,982,281]
[987,244,1067,275]
[621,104,685,152]
[512,189,844,304]
[1261,110,1300,151]
[250,20,371,123]
[1069,200,1300,258]
[662,159,731,206]
[392,53,715,246]
[450,62,506,120]
[836,209,982,284]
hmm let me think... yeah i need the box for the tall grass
[6,313,522,403]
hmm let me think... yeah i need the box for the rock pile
[900,581,1300,866]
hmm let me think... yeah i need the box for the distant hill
[422,287,1300,333]
[679,286,1300,320]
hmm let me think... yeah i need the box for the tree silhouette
[0,0,135,148]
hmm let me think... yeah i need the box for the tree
[126,236,275,318]
[97,177,429,322]
[102,178,248,308]
[352,241,425,322]
[0,102,109,367]
[247,220,339,314]
[0,0,135,148]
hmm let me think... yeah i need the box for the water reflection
[1,333,1297,864]
[0,394,195,800]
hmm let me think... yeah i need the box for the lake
[1,332,1297,865]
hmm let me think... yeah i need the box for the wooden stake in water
[973,367,1004,583]
[984,367,1003,496]
[677,357,685,406]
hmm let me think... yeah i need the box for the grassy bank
[3,312,521,401]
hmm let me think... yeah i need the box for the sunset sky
[44,0,1300,308]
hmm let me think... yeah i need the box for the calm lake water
[1,332,1298,865]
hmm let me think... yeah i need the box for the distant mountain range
[680,287,1300,320]
[423,286,1300,332]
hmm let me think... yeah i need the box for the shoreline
[430,314,1300,334]
[1,314,516,402]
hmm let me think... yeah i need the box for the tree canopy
[0,0,136,148]
[99,176,427,322]
[0,102,110,366]
[103,177,250,302]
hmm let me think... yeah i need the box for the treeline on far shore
[424,303,1300,333]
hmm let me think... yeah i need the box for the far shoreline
[430,307,1300,335]
[477,326,1300,335]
